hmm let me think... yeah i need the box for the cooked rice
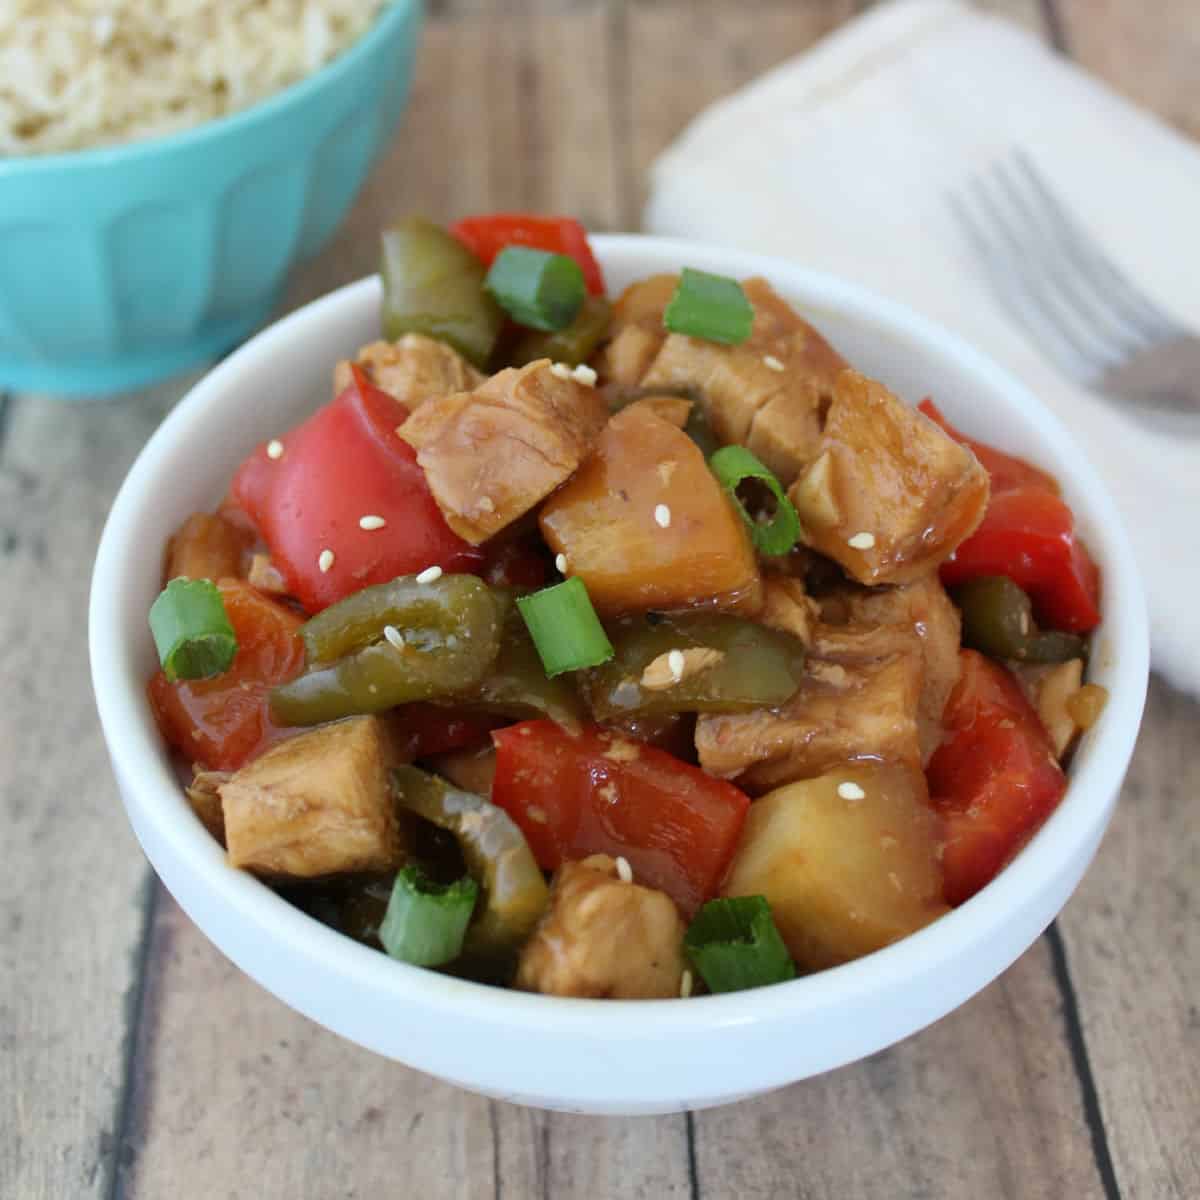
[1,1,389,157]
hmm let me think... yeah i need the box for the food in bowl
[145,212,1108,1001]
[1,1,391,155]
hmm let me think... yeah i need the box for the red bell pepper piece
[941,487,1101,634]
[491,721,751,916]
[919,398,1059,494]
[450,213,606,295]
[927,650,1067,905]
[232,367,481,613]
[920,398,1101,634]
[148,579,306,772]
[385,704,505,760]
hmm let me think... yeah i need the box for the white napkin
[645,0,1200,696]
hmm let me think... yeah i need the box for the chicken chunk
[596,274,679,386]
[820,574,962,762]
[219,717,404,879]
[621,392,693,428]
[600,274,847,486]
[788,371,990,586]
[515,855,687,999]
[333,333,484,407]
[163,511,252,584]
[758,575,819,647]
[399,359,609,544]
[1010,657,1087,758]
[695,640,923,794]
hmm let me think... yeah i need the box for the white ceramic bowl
[89,236,1149,1115]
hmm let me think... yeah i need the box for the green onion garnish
[684,896,796,994]
[485,246,586,332]
[380,865,479,968]
[149,578,238,682]
[709,444,802,556]
[517,577,614,677]
[663,268,754,344]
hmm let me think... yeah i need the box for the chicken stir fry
[148,213,1107,999]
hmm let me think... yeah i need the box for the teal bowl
[0,0,423,398]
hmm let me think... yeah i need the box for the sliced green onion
[149,578,238,682]
[709,444,802,556]
[485,246,586,332]
[684,896,796,994]
[663,268,754,344]
[517,577,614,677]
[380,865,478,968]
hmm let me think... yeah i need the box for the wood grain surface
[3,2,1197,1198]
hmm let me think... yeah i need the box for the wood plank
[0,379,194,1200]
[1055,0,1200,140]
[284,0,624,312]
[118,6,691,1198]
[1055,678,1200,1198]
[119,894,691,1199]
[693,939,1107,1198]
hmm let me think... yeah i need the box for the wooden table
[3,3,1197,1196]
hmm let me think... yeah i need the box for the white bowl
[89,236,1149,1115]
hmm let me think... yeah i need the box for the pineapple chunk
[722,762,948,970]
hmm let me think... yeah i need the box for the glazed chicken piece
[399,359,609,544]
[599,274,847,486]
[219,716,404,878]
[695,631,923,794]
[596,273,679,385]
[516,854,687,999]
[163,512,252,583]
[820,574,963,763]
[333,333,484,407]
[757,575,819,647]
[788,370,990,586]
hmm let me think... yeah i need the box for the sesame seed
[615,855,634,884]
[317,549,335,573]
[555,553,568,574]
[359,514,386,531]
[416,565,443,584]
[477,495,495,513]
[763,354,785,372]
[847,531,876,550]
[667,649,685,681]
[680,970,694,999]
[572,363,598,387]
[837,781,866,801]
[383,625,405,650]
[549,362,572,380]
[654,503,672,529]
[266,439,284,460]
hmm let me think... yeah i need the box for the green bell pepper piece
[390,766,549,966]
[506,294,612,368]
[953,575,1087,664]
[580,612,807,721]
[452,595,585,728]
[270,574,504,725]
[381,217,504,368]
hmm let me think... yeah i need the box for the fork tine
[1012,151,1187,344]
[946,189,1097,380]
[990,160,1150,357]
[965,175,1124,378]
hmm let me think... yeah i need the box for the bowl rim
[0,0,421,176]
[89,233,1150,1035]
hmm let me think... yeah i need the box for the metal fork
[949,151,1200,416]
